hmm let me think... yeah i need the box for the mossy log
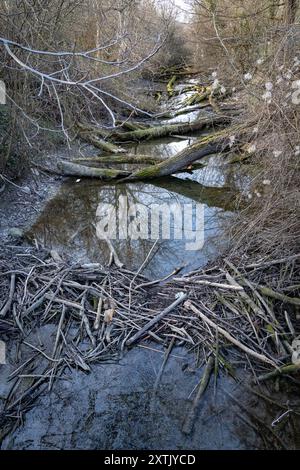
[57,161,130,179]
[62,123,244,182]
[167,75,177,96]
[77,131,126,154]
[155,102,212,119]
[120,129,232,181]
[58,126,241,181]
[72,154,165,165]
[115,120,147,131]
[111,115,230,143]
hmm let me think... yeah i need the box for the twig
[182,355,214,434]
[0,273,16,317]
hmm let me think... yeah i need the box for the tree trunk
[77,132,126,154]
[72,154,165,165]
[58,125,243,182]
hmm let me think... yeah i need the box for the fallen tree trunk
[115,120,148,131]
[58,124,243,181]
[120,129,232,181]
[57,161,130,179]
[110,115,230,142]
[77,132,126,154]
[72,154,165,165]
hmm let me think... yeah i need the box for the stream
[1,82,298,450]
